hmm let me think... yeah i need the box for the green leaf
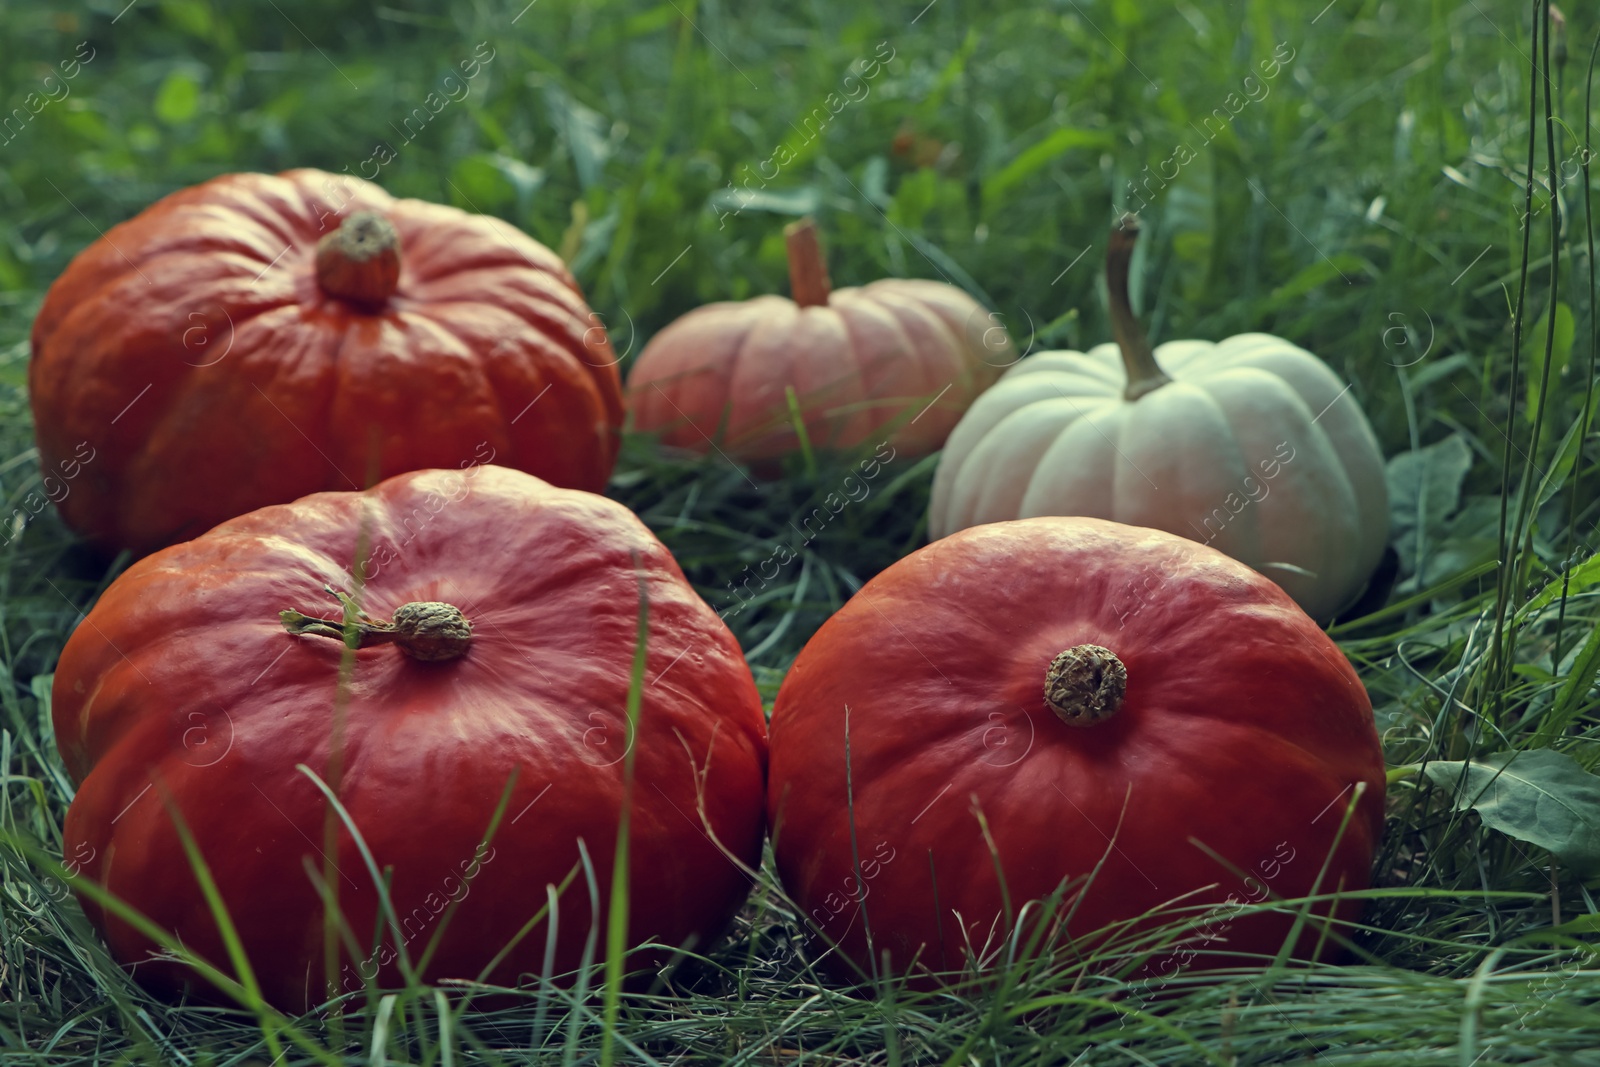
[1549,912,1600,935]
[1387,434,1472,534]
[982,127,1112,205]
[1533,397,1591,508]
[1264,254,1374,308]
[1521,551,1600,620]
[544,84,613,191]
[154,70,201,125]
[1386,434,1473,575]
[1408,352,1471,393]
[1422,749,1600,876]
[1526,302,1575,422]
[1537,620,1600,746]
[30,672,53,749]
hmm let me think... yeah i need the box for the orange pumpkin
[30,169,622,556]
[768,517,1384,985]
[625,219,1010,463]
[52,465,767,1010]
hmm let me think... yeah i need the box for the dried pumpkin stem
[1044,644,1127,726]
[784,217,832,307]
[315,211,401,307]
[281,584,471,662]
[1106,214,1172,401]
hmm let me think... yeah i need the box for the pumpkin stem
[1106,214,1172,401]
[281,585,471,662]
[315,212,401,308]
[785,217,832,307]
[1044,644,1127,726]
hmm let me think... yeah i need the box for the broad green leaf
[1387,434,1472,534]
[983,127,1112,205]
[1386,434,1472,575]
[1422,749,1600,876]
[154,70,201,125]
[1526,302,1575,422]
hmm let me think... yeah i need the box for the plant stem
[281,585,471,661]
[1106,214,1171,401]
[785,217,832,307]
[1554,26,1600,669]
[315,211,401,307]
[1504,0,1564,702]
[1486,0,1546,721]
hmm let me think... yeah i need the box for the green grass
[4,0,1600,1062]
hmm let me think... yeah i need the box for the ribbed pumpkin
[768,516,1385,985]
[30,169,622,556]
[625,218,1010,464]
[52,465,766,1011]
[929,216,1388,621]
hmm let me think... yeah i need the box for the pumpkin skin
[30,169,622,557]
[625,218,1010,463]
[53,465,765,1012]
[767,517,1384,985]
[929,217,1387,621]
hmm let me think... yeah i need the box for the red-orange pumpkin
[53,465,766,1011]
[625,219,1010,463]
[30,169,622,556]
[767,517,1384,984]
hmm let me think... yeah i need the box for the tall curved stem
[1107,214,1171,400]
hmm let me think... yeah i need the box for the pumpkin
[30,169,623,557]
[52,465,766,1011]
[928,215,1387,621]
[767,516,1384,984]
[625,218,1010,464]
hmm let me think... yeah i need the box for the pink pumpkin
[625,219,1010,463]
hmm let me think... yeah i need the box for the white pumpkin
[928,216,1388,621]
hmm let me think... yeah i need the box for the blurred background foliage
[0,0,1561,681]
[0,0,1524,424]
